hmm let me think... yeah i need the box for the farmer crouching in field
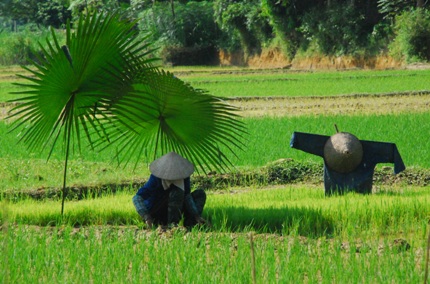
[132,152,207,229]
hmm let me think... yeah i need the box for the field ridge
[229,91,430,117]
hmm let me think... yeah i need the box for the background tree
[214,0,270,58]
[2,0,430,66]
[261,0,304,59]
[138,1,220,65]
[36,1,72,28]
[389,8,430,63]
[0,0,40,31]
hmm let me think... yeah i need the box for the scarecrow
[290,130,405,195]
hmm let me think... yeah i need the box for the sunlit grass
[1,111,429,193]
[2,185,429,238]
[2,58,430,284]
[2,112,429,168]
[2,222,426,283]
[2,67,430,101]
[175,68,430,97]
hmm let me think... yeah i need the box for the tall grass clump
[0,26,65,66]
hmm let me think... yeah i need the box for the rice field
[2,186,429,283]
[174,67,430,97]
[1,65,430,283]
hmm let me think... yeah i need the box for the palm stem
[60,97,75,216]
[61,144,70,216]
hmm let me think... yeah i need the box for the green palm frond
[8,12,151,156]
[7,12,154,214]
[98,68,246,174]
[7,11,247,215]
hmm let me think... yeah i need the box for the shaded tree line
[1,0,429,65]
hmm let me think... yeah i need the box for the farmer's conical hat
[323,132,363,173]
[150,152,194,180]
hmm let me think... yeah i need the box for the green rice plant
[2,185,429,238]
[2,112,429,169]
[0,156,150,194]
[1,111,429,195]
[1,211,428,283]
[205,186,430,237]
[2,67,430,101]
[230,113,430,169]
[178,69,430,97]
[0,82,28,103]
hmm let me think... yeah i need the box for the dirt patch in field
[229,91,430,117]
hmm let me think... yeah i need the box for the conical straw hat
[149,152,194,180]
[323,132,363,173]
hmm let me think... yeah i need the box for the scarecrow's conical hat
[323,132,363,173]
[150,152,194,180]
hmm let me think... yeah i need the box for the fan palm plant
[7,11,246,215]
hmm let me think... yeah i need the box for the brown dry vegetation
[219,50,405,70]
[2,92,430,120]
[230,91,430,117]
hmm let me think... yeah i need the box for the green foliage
[35,0,72,28]
[389,8,430,63]
[0,26,66,65]
[3,0,430,64]
[68,0,124,19]
[185,68,430,98]
[261,0,301,59]
[300,4,368,56]
[377,0,417,20]
[3,186,430,237]
[2,222,427,283]
[0,0,40,24]
[266,158,322,184]
[138,1,220,63]
[213,0,270,55]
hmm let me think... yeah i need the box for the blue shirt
[136,174,191,210]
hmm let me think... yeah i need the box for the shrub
[138,1,219,63]
[389,8,430,63]
[214,0,271,55]
[300,4,368,56]
[0,26,66,65]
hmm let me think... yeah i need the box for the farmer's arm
[183,177,205,224]
[133,175,161,226]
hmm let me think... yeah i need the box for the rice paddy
[1,65,429,283]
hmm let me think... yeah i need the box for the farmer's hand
[195,216,206,225]
[143,214,153,228]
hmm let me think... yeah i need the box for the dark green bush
[300,4,368,56]
[214,0,271,55]
[389,8,430,63]
[160,46,219,66]
[139,2,218,48]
